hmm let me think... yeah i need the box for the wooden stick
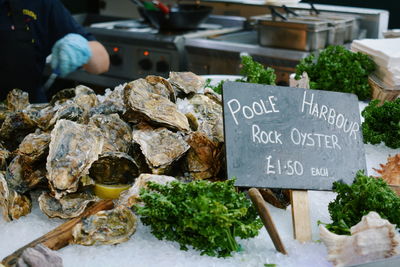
[290,190,312,242]
[1,199,114,267]
[248,188,287,255]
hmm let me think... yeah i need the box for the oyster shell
[73,85,98,114]
[132,125,190,174]
[169,72,205,95]
[6,88,30,112]
[184,131,223,180]
[0,111,37,151]
[72,205,137,246]
[320,211,400,267]
[0,144,10,171]
[89,101,125,117]
[0,172,32,221]
[89,152,139,185]
[88,114,132,154]
[47,101,84,130]
[118,173,176,208]
[145,75,176,102]
[17,131,51,164]
[38,191,99,219]
[123,81,190,132]
[374,154,400,185]
[177,94,224,143]
[46,119,104,198]
[6,155,47,193]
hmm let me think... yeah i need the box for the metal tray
[253,15,330,51]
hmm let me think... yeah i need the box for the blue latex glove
[51,33,92,77]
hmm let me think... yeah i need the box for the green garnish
[325,170,400,235]
[135,179,263,257]
[361,98,400,148]
[295,45,375,100]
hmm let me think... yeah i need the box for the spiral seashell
[320,211,400,267]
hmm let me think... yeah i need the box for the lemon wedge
[94,183,132,199]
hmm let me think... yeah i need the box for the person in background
[0,0,110,103]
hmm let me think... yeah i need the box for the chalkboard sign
[222,82,366,190]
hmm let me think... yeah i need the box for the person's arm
[83,41,110,74]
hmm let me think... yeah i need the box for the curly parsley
[295,45,375,100]
[361,98,400,148]
[135,179,263,257]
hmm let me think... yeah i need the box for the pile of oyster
[0,72,224,245]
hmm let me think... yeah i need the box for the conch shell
[374,154,400,185]
[320,211,400,267]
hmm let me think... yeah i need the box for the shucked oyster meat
[123,81,190,132]
[89,152,139,185]
[46,119,104,198]
[132,125,190,174]
[72,205,137,246]
[39,191,99,219]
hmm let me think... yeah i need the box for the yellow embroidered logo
[23,9,37,20]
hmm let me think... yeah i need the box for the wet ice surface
[0,103,396,267]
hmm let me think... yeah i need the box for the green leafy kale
[325,170,400,235]
[361,98,400,148]
[135,179,263,257]
[205,55,276,94]
[295,45,376,100]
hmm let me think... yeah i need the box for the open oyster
[132,125,190,174]
[169,72,205,95]
[46,119,104,198]
[89,152,139,185]
[178,94,223,143]
[72,205,137,246]
[118,173,176,208]
[184,131,223,180]
[88,114,132,154]
[0,172,32,221]
[6,88,30,112]
[124,81,190,132]
[320,211,400,267]
[38,191,99,219]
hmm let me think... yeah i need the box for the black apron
[0,0,46,102]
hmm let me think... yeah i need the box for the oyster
[132,125,190,174]
[47,101,84,129]
[374,154,400,185]
[16,244,63,267]
[184,131,223,180]
[177,94,224,143]
[38,191,99,219]
[46,119,104,198]
[0,111,37,151]
[145,75,176,102]
[169,71,205,95]
[17,131,51,164]
[73,85,98,115]
[88,114,132,154]
[89,152,139,185]
[6,155,47,193]
[6,88,30,112]
[0,172,32,221]
[89,101,125,117]
[72,205,137,246]
[320,211,400,267]
[0,144,10,171]
[49,88,75,106]
[34,105,57,131]
[118,173,176,208]
[124,81,190,132]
